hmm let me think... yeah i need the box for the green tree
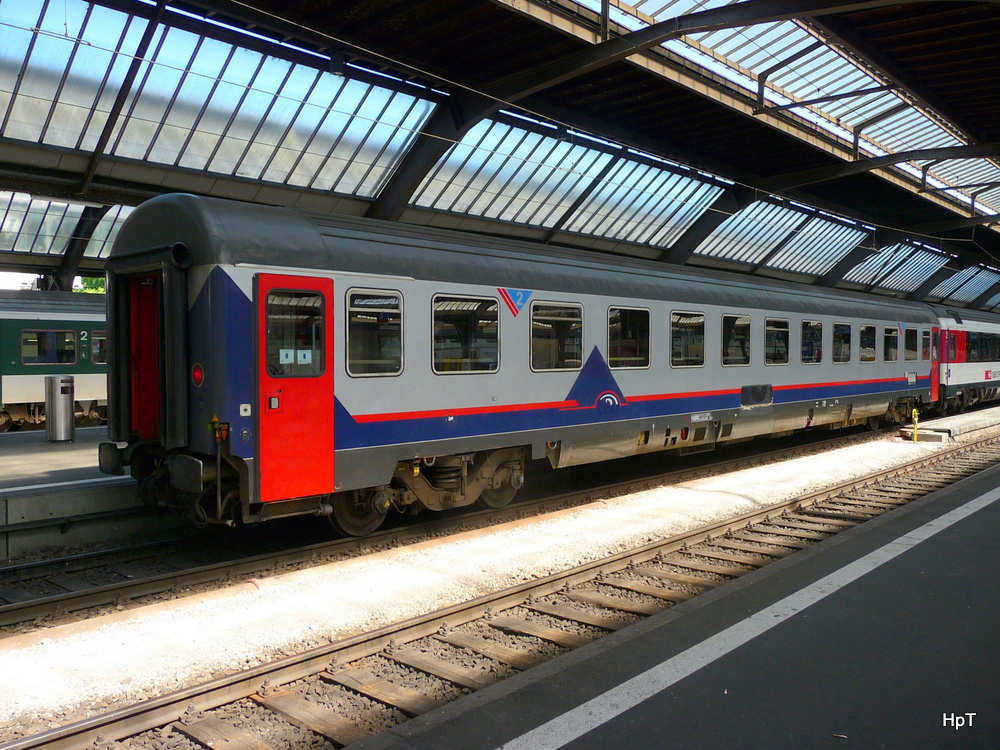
[79,276,105,294]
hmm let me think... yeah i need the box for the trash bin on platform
[45,375,75,442]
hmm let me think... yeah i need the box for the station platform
[0,428,147,560]
[0,427,108,491]
[899,406,1000,442]
[354,462,1000,749]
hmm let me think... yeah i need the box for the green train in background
[0,289,107,432]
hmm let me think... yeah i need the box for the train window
[721,314,750,366]
[609,307,650,369]
[921,330,931,360]
[905,328,918,361]
[860,325,876,362]
[433,295,499,373]
[801,321,823,364]
[833,323,851,364]
[884,327,898,362]
[671,311,705,367]
[347,290,402,376]
[266,290,324,377]
[967,332,980,361]
[21,330,77,365]
[965,331,1000,362]
[92,331,107,365]
[531,303,583,371]
[764,319,788,365]
[988,334,1000,361]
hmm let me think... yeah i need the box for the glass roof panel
[109,24,185,160]
[414,120,615,227]
[85,205,133,259]
[0,3,38,127]
[2,0,87,143]
[930,267,1000,304]
[43,6,132,150]
[843,242,950,293]
[694,201,808,266]
[573,0,1000,216]
[0,192,84,255]
[566,160,723,246]
[77,13,147,153]
[765,219,867,277]
[0,0,436,201]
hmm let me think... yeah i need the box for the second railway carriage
[0,289,107,431]
[99,194,940,535]
[931,305,1000,411]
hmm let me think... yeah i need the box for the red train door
[929,326,940,402]
[256,274,335,503]
[129,275,161,439]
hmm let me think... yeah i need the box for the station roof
[2,0,1000,311]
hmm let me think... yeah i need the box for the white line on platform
[3,476,128,493]
[497,488,1000,750]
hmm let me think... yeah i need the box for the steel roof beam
[764,142,1000,192]
[909,213,1000,234]
[852,103,910,160]
[756,84,897,115]
[50,205,112,291]
[77,2,166,198]
[368,0,928,222]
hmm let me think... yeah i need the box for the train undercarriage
[123,444,527,536]
[0,400,106,432]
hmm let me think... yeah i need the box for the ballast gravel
[0,435,962,734]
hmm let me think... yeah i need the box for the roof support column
[48,205,111,291]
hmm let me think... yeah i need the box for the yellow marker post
[912,407,919,443]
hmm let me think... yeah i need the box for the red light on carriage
[191,362,205,387]
[680,427,689,441]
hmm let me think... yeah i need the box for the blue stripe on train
[335,347,930,449]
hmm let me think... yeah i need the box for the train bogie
[100,194,949,534]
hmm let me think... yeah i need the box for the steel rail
[0,429,887,627]
[4,434,999,750]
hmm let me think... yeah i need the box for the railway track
[0,428,888,630]
[4,434,999,750]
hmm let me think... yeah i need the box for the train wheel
[866,416,882,431]
[330,491,388,536]
[476,484,518,509]
[0,411,10,432]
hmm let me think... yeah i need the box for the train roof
[113,193,939,323]
[0,289,105,318]
[928,304,1000,328]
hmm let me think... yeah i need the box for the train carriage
[931,305,1000,411]
[0,289,107,431]
[99,194,940,535]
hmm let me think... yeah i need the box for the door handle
[266,395,281,411]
